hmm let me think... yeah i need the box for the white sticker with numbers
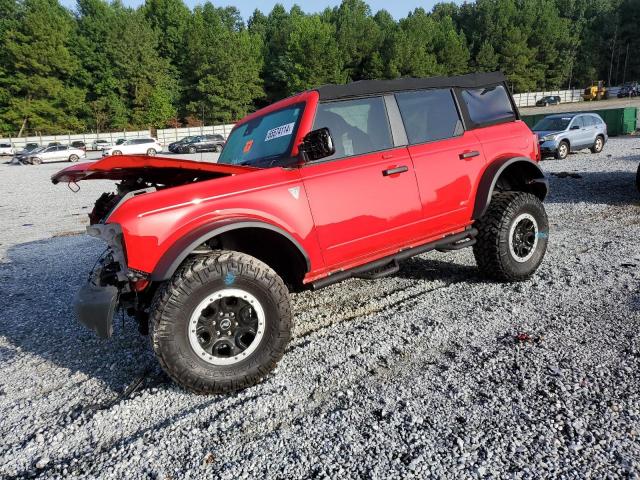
[265,122,295,142]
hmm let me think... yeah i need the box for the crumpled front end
[75,224,131,338]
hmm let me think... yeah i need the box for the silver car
[533,113,607,159]
[28,145,87,165]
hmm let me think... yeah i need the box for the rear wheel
[150,251,292,394]
[590,135,604,153]
[146,148,157,156]
[188,146,196,154]
[555,140,569,160]
[31,157,42,165]
[214,144,222,153]
[112,150,122,156]
[69,154,79,162]
[474,191,549,281]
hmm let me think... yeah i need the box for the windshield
[532,117,571,132]
[217,103,304,167]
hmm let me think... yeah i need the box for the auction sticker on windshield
[265,123,295,142]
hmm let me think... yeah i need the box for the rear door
[570,116,590,148]
[300,95,423,269]
[395,88,486,231]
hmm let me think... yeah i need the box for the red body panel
[55,92,540,285]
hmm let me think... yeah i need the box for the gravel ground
[1,139,639,479]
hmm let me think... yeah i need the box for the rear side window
[571,117,585,128]
[583,116,595,126]
[460,84,515,126]
[395,89,462,144]
[313,96,393,160]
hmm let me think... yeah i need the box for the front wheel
[555,141,569,160]
[31,157,42,165]
[590,136,604,154]
[69,154,79,162]
[473,191,549,282]
[112,150,122,156]
[188,146,196,154]
[146,148,157,156]
[150,251,292,394]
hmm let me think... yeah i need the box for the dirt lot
[1,140,639,479]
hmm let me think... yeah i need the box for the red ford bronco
[53,72,549,394]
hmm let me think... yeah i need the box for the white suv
[102,138,163,157]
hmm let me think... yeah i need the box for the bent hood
[51,155,257,185]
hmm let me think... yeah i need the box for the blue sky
[61,0,460,19]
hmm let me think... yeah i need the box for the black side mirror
[570,125,580,130]
[299,128,335,162]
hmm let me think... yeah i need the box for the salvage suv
[53,72,549,394]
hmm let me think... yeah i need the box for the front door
[300,96,423,270]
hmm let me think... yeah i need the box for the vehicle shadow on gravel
[395,255,483,283]
[0,235,156,394]
[545,163,640,206]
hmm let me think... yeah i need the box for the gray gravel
[1,139,639,479]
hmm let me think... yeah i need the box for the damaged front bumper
[75,282,119,338]
[75,223,128,338]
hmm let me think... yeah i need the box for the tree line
[0,0,638,136]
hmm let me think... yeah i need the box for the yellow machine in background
[583,81,608,101]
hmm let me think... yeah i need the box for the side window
[395,89,462,144]
[312,96,393,161]
[583,116,595,126]
[461,84,515,126]
[571,117,585,129]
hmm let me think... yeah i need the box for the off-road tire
[473,191,549,281]
[150,250,292,394]
[555,140,569,159]
[590,135,604,154]
[636,163,640,193]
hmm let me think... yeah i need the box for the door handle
[459,150,480,160]
[382,165,408,176]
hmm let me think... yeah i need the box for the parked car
[533,113,607,159]
[168,136,196,153]
[617,83,639,98]
[101,137,163,157]
[173,134,226,154]
[535,95,561,107]
[92,139,113,151]
[52,71,549,394]
[15,145,43,163]
[0,143,14,156]
[28,145,86,164]
[71,140,86,151]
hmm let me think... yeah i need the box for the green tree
[0,0,86,135]
[183,3,264,123]
[279,14,344,94]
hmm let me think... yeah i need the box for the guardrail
[512,89,583,107]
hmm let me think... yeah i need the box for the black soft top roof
[316,71,506,100]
